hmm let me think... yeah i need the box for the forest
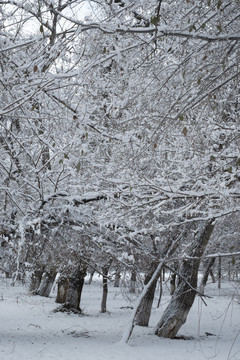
[0,0,240,356]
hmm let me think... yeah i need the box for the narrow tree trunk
[129,271,136,293]
[134,264,158,327]
[114,271,121,287]
[162,267,165,281]
[155,220,215,338]
[121,261,164,343]
[29,269,44,292]
[37,270,56,297]
[101,265,110,313]
[170,273,176,295]
[218,256,221,289]
[56,275,69,303]
[157,269,163,308]
[64,266,86,311]
[200,257,215,294]
[169,262,178,295]
[88,271,94,284]
[209,268,216,283]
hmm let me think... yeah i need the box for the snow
[0,276,239,360]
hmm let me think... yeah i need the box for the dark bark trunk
[29,269,44,292]
[101,265,110,313]
[36,271,56,297]
[114,271,121,287]
[162,267,165,281]
[157,269,163,308]
[170,273,176,295]
[155,220,215,338]
[134,264,158,327]
[200,257,215,294]
[129,271,136,293]
[88,271,94,284]
[209,268,216,283]
[56,275,69,303]
[169,262,178,295]
[218,256,221,289]
[64,266,86,311]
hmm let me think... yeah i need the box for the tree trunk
[170,273,176,295]
[162,267,165,281]
[36,270,56,297]
[29,269,44,292]
[129,271,136,293]
[56,275,69,303]
[134,264,158,327]
[114,271,121,287]
[121,261,164,343]
[209,268,216,283]
[155,220,215,338]
[88,271,94,284]
[101,265,110,313]
[200,257,215,294]
[64,265,86,311]
[218,256,221,289]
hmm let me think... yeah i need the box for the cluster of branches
[0,0,239,341]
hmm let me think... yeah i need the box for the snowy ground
[0,275,239,360]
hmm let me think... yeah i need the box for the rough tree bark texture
[134,264,158,327]
[56,275,69,303]
[155,220,215,338]
[170,273,176,295]
[199,257,216,294]
[29,269,44,292]
[129,271,136,293]
[37,270,56,297]
[64,265,86,311]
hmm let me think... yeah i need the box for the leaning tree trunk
[209,268,216,283]
[134,264,158,327]
[199,257,216,294]
[64,265,86,311]
[36,270,57,297]
[56,275,69,303]
[155,220,215,338]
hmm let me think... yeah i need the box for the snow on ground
[0,275,240,360]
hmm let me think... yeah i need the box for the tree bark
[88,271,94,284]
[155,220,215,338]
[200,257,215,294]
[121,261,164,343]
[56,275,69,303]
[134,264,158,326]
[129,271,136,293]
[114,271,121,287]
[64,265,86,311]
[29,269,44,292]
[218,256,221,289]
[209,268,215,283]
[101,265,110,313]
[170,273,176,295]
[36,270,56,297]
